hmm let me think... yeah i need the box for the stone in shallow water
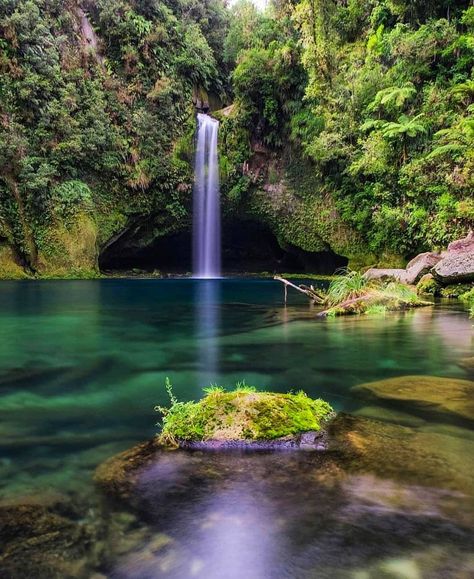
[328,414,474,498]
[352,375,474,422]
[353,405,426,427]
[458,356,474,378]
[94,416,474,578]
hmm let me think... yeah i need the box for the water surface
[0,279,473,577]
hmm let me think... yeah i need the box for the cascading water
[193,113,221,278]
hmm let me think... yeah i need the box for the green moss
[460,287,474,304]
[441,283,474,298]
[155,381,333,445]
[416,276,440,296]
[0,244,30,279]
[365,304,388,315]
[35,213,99,277]
[460,288,474,318]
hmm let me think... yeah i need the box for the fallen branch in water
[274,276,325,305]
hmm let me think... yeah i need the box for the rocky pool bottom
[3,404,474,579]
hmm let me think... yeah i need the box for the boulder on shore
[432,250,474,284]
[364,232,473,287]
[363,268,407,282]
[447,230,474,253]
[404,252,441,284]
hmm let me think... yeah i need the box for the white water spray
[193,113,221,278]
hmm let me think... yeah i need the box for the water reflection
[111,447,474,579]
[195,280,221,388]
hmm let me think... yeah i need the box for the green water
[0,279,473,577]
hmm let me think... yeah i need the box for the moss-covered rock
[352,375,474,422]
[35,213,99,278]
[157,385,334,447]
[242,154,371,267]
[416,273,440,295]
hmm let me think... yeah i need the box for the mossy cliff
[217,107,373,269]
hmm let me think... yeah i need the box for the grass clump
[155,379,334,446]
[326,270,368,305]
[441,284,473,298]
[320,269,430,317]
[365,304,388,315]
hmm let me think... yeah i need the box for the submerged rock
[0,499,102,579]
[459,357,474,378]
[93,411,474,579]
[95,439,159,500]
[328,413,474,496]
[352,375,474,422]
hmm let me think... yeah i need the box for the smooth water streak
[193,113,221,278]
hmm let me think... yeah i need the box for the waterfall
[193,113,221,278]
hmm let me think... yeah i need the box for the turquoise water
[0,279,473,577]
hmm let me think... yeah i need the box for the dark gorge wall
[99,218,348,274]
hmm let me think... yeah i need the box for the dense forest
[0,0,473,277]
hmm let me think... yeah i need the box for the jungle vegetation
[0,0,473,276]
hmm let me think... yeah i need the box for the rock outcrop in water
[352,375,474,423]
[155,386,334,448]
[92,408,474,577]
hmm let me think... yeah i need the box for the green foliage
[0,0,228,274]
[225,1,474,261]
[321,270,428,316]
[383,281,420,304]
[442,284,474,298]
[459,287,474,318]
[1,0,473,276]
[51,181,93,220]
[365,304,388,315]
[155,379,334,445]
[460,287,474,304]
[416,276,439,296]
